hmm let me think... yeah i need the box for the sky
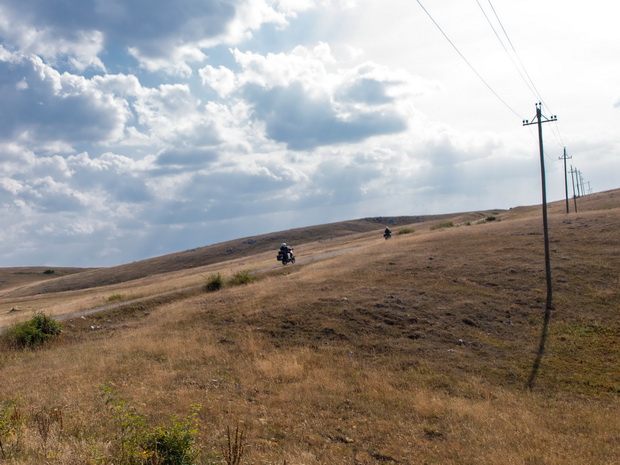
[0,0,618,267]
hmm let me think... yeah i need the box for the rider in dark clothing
[280,243,293,260]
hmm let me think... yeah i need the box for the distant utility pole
[588,181,593,195]
[569,165,578,213]
[523,103,556,390]
[579,171,586,197]
[559,147,571,213]
[574,167,582,198]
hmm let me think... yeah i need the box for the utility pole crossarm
[522,105,558,126]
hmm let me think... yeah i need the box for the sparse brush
[205,273,224,292]
[0,398,24,460]
[101,386,201,465]
[431,221,454,230]
[32,406,64,450]
[397,227,414,235]
[228,270,255,286]
[222,425,246,465]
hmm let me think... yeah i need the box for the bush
[144,416,199,465]
[228,270,255,286]
[0,399,23,459]
[431,222,454,230]
[485,216,497,222]
[205,273,224,292]
[397,227,414,235]
[6,312,62,349]
[102,387,201,465]
[108,293,124,302]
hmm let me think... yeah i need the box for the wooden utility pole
[523,103,557,390]
[570,165,578,212]
[523,103,556,312]
[559,147,571,213]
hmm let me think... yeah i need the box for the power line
[474,0,539,102]
[485,0,546,105]
[484,0,565,147]
[415,0,523,120]
[416,0,566,151]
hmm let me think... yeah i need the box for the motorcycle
[383,231,392,240]
[277,249,296,265]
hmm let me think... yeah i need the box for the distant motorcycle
[383,229,392,240]
[277,247,295,265]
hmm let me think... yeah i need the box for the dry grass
[0,190,619,464]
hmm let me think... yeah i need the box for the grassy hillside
[0,190,618,464]
[0,215,435,297]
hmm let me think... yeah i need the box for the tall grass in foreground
[0,283,616,464]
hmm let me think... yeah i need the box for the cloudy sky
[1,0,618,267]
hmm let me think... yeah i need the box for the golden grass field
[0,190,618,464]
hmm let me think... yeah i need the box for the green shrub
[144,415,199,465]
[205,273,224,292]
[0,398,23,459]
[485,216,497,222]
[228,270,255,286]
[431,222,454,230]
[102,387,201,465]
[6,312,62,349]
[108,293,124,302]
[42,269,55,275]
[397,227,414,235]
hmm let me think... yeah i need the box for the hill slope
[0,189,618,464]
[0,214,471,297]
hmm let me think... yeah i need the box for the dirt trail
[0,246,364,333]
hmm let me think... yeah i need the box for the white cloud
[231,44,414,149]
[0,52,127,150]
[199,65,237,97]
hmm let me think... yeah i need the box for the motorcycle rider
[280,243,293,261]
[384,227,392,238]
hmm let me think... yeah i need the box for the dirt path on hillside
[0,246,365,333]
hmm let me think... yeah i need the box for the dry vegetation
[0,190,619,464]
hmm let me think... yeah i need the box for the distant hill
[1,214,459,296]
[3,186,618,297]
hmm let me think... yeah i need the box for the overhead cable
[474,0,539,101]
[415,0,523,120]
[484,0,565,147]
